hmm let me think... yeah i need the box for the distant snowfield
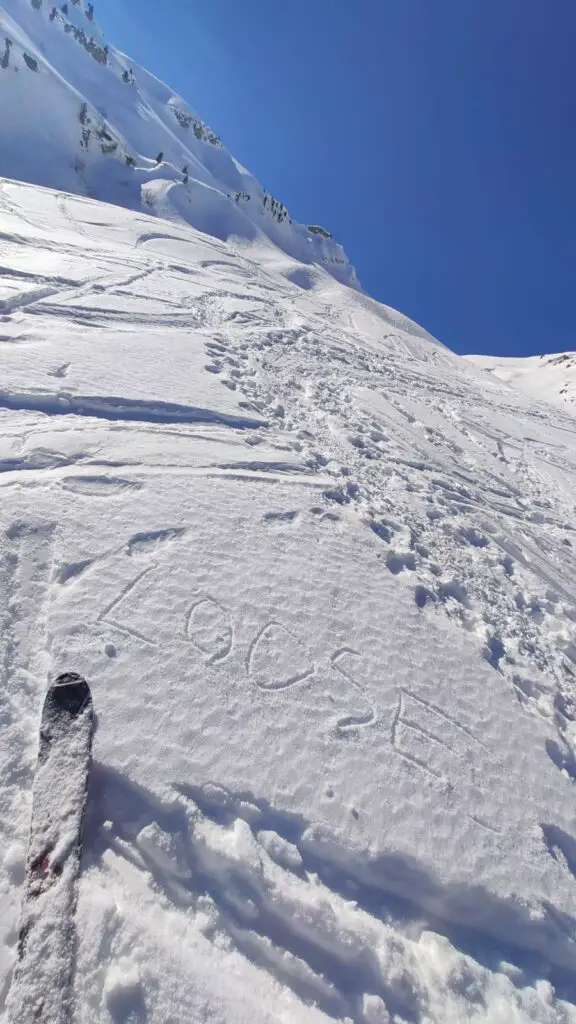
[0,179,575,1023]
[467,352,576,414]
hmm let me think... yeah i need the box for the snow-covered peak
[466,351,576,414]
[0,0,358,287]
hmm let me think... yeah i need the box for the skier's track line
[0,389,266,429]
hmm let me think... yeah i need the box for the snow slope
[1,3,576,1023]
[467,352,576,414]
[0,0,356,287]
[0,180,575,1023]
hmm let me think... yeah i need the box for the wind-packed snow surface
[1,4,576,1024]
[467,352,576,415]
[0,181,576,1024]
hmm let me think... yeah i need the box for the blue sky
[97,0,575,356]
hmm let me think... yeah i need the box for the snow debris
[103,958,143,1018]
[257,830,304,871]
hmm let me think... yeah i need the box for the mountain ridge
[0,0,358,288]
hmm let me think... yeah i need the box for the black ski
[9,673,94,1023]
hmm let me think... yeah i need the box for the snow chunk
[362,993,391,1023]
[3,841,25,884]
[256,829,303,871]
[104,958,144,1019]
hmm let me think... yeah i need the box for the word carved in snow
[72,556,495,831]
[89,554,485,769]
[96,571,376,736]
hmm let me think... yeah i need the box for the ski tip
[54,672,88,688]
[47,672,92,715]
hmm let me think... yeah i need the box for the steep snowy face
[467,352,576,414]
[0,0,357,286]
[0,181,576,1024]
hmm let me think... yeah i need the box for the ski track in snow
[0,118,575,1024]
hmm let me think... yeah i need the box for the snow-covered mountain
[0,0,357,287]
[1,4,576,1024]
[467,351,576,413]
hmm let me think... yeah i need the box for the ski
[9,673,94,1024]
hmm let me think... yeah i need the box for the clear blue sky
[97,0,575,356]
